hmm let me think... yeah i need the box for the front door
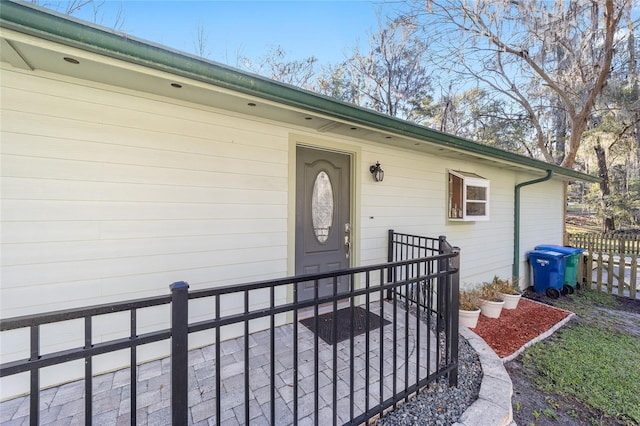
[295,146,351,301]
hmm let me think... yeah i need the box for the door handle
[344,223,351,259]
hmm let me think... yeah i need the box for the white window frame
[448,170,490,221]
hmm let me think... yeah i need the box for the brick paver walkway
[1,302,439,425]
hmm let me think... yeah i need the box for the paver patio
[1,301,440,425]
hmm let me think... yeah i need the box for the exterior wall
[355,147,518,288]
[1,66,294,397]
[0,64,566,398]
[1,66,291,316]
[518,179,566,286]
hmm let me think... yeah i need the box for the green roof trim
[0,0,599,183]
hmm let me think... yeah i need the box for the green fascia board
[0,0,599,183]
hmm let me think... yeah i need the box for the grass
[521,290,640,424]
[552,289,620,318]
[565,222,601,234]
[565,215,601,234]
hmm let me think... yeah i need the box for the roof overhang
[0,0,600,183]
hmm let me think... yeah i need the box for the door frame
[287,134,361,302]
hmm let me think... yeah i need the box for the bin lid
[526,250,567,260]
[534,244,584,255]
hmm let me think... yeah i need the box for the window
[448,170,490,221]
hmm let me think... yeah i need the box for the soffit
[0,25,592,182]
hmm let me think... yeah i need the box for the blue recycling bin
[527,250,566,298]
[534,245,585,294]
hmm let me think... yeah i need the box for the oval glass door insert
[311,171,334,243]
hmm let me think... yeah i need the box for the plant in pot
[459,288,482,328]
[492,275,522,310]
[479,280,505,318]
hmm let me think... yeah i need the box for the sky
[65,0,406,68]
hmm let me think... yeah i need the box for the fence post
[448,247,460,387]
[170,281,189,426]
[30,326,40,426]
[437,236,448,332]
[387,229,395,299]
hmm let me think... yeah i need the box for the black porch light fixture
[369,161,384,182]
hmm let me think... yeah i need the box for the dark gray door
[296,147,351,301]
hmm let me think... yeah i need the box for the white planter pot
[479,299,504,318]
[499,292,522,310]
[459,308,481,328]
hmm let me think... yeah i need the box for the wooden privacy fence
[567,233,639,299]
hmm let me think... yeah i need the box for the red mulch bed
[472,298,572,358]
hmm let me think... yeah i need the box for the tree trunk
[628,15,640,166]
[594,139,615,232]
[552,99,567,164]
[553,44,567,164]
[561,118,588,169]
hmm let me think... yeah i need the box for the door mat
[300,306,391,345]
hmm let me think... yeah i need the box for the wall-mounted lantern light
[369,161,384,182]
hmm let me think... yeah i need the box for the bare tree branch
[413,0,633,168]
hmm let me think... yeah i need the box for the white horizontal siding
[1,68,295,398]
[356,144,526,286]
[1,69,290,317]
[518,179,565,286]
[357,147,446,266]
[2,77,288,149]
[2,154,286,191]
[3,176,285,204]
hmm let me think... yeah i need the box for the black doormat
[300,306,391,345]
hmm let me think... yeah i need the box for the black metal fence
[387,230,460,380]
[0,231,460,426]
[388,231,455,313]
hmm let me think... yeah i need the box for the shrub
[480,279,504,302]
[459,288,482,311]
[491,275,521,295]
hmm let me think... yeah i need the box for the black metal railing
[0,231,460,426]
[387,230,460,385]
[387,230,445,306]
[0,294,173,425]
[388,231,459,322]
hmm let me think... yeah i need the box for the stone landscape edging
[453,326,514,426]
[455,301,576,426]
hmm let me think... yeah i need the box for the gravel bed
[377,336,483,425]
